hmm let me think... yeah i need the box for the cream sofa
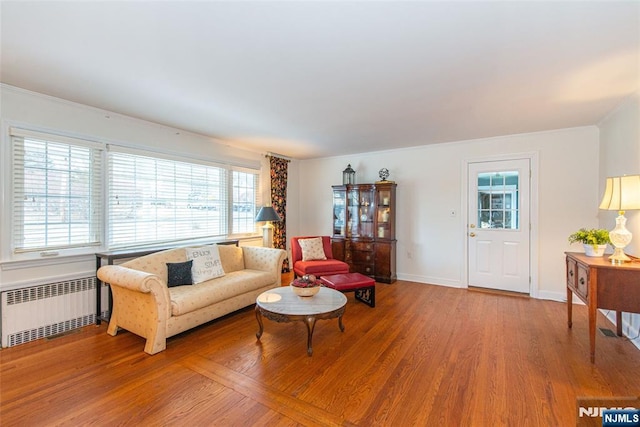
[96,244,286,354]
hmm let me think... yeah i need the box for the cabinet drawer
[566,258,577,288]
[346,241,374,251]
[576,264,589,299]
[351,263,374,276]
[352,251,374,263]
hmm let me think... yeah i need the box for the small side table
[565,251,640,363]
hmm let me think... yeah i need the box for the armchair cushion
[294,259,350,276]
[298,237,327,261]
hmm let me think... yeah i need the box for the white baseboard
[395,273,465,289]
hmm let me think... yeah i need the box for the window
[10,128,103,254]
[231,169,259,234]
[107,150,260,249]
[477,171,519,229]
[8,128,261,257]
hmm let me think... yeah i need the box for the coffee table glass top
[256,286,347,316]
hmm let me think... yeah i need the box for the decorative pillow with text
[185,245,225,284]
[299,237,327,261]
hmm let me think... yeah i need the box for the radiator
[1,276,105,347]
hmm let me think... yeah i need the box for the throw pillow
[166,260,193,287]
[218,244,245,273]
[185,245,225,284]
[299,237,327,261]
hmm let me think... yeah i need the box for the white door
[468,159,530,293]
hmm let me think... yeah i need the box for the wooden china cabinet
[331,182,397,283]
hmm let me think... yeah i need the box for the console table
[565,251,640,363]
[95,240,239,325]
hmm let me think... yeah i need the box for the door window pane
[477,171,519,229]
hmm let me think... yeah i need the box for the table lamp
[598,175,640,263]
[255,206,282,248]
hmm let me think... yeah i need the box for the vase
[583,244,607,257]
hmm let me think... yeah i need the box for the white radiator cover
[1,276,101,347]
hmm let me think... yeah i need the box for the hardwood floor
[1,277,639,426]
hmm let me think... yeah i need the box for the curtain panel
[269,155,289,271]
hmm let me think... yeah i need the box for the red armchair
[291,236,349,278]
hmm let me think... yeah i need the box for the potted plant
[568,228,610,257]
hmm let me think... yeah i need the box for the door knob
[469,232,476,237]
[470,224,476,228]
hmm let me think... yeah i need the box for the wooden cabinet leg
[567,287,573,328]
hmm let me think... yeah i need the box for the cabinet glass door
[358,187,375,238]
[347,187,374,238]
[376,188,392,239]
[332,188,346,237]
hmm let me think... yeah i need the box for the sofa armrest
[97,265,172,354]
[242,246,286,281]
[98,265,163,292]
[97,265,171,314]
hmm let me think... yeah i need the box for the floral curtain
[269,155,289,271]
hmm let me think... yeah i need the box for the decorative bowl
[290,284,320,297]
[291,274,321,297]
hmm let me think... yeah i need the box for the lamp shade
[599,175,640,211]
[255,206,281,222]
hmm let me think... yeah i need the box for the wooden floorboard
[1,278,639,426]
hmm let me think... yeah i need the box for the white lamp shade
[599,175,640,211]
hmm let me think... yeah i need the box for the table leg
[255,306,264,340]
[338,315,345,332]
[589,303,597,363]
[304,316,317,356]
[567,287,573,329]
[616,311,623,336]
[588,269,598,363]
[96,255,102,325]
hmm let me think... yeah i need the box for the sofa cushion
[166,260,193,287]
[298,237,327,261]
[218,244,245,273]
[169,270,273,316]
[185,245,225,284]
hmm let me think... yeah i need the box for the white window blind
[108,150,230,248]
[231,168,259,234]
[11,128,103,253]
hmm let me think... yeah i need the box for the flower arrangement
[290,274,321,296]
[568,228,610,249]
[291,274,319,288]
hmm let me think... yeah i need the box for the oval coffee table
[255,286,347,356]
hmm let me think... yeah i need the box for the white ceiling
[1,1,638,160]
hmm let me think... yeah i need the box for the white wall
[0,85,269,291]
[598,91,640,348]
[292,126,600,300]
[1,83,618,346]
